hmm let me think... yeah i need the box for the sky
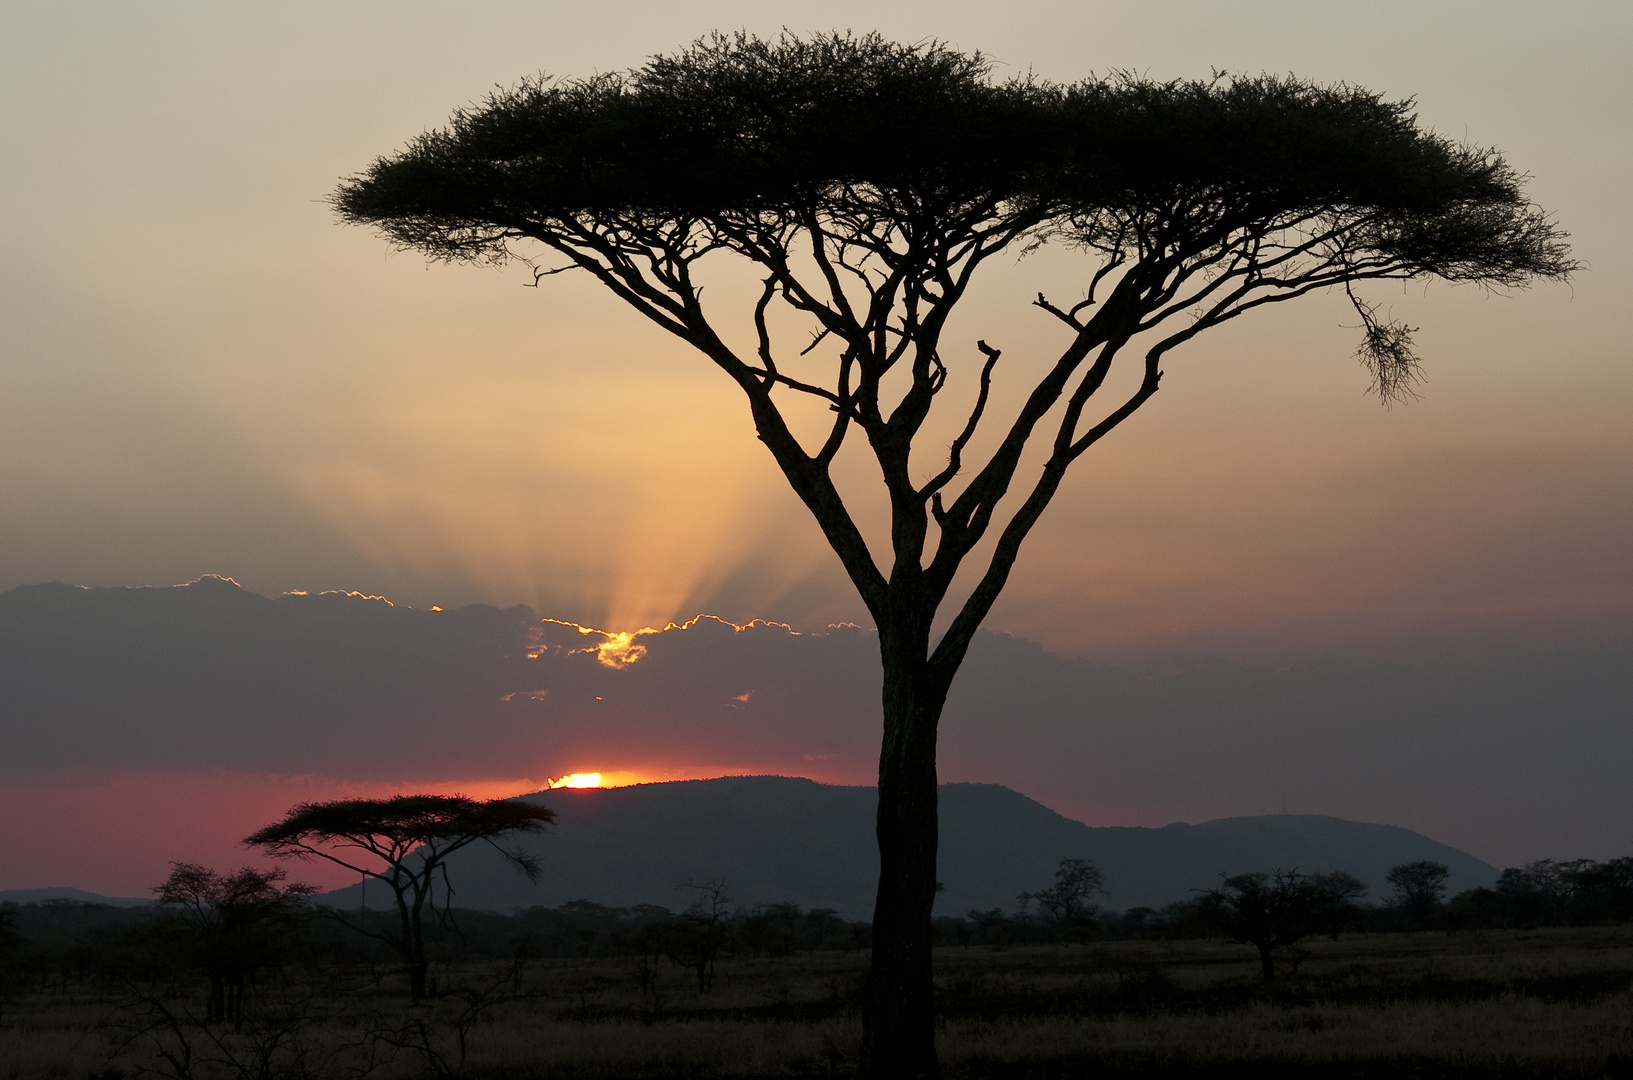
[1,2,1630,894]
[3,580,1629,894]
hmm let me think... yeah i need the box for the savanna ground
[4,927,1631,1080]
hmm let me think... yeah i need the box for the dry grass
[3,928,1630,1078]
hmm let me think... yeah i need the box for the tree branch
[922,339,1001,508]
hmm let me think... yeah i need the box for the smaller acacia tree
[153,863,316,1026]
[245,795,554,1000]
[1198,869,1368,981]
[1386,860,1451,923]
[1019,857,1104,931]
[663,879,734,994]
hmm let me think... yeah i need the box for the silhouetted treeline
[0,894,875,1004]
[4,855,1629,1002]
[929,856,1633,948]
[1441,858,1633,930]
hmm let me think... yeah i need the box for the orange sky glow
[0,766,756,895]
[2,4,1625,659]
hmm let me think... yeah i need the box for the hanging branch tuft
[1348,290,1422,404]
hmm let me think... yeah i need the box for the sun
[547,772,603,789]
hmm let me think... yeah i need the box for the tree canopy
[337,32,1568,410]
[153,863,315,1025]
[1199,869,1369,981]
[246,795,554,860]
[1019,857,1103,925]
[1387,860,1452,921]
[246,794,553,1000]
[336,33,1570,647]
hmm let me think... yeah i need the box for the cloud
[0,578,882,782]
[3,576,1631,892]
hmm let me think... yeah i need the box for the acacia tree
[1019,857,1104,928]
[1198,869,1369,980]
[331,33,1571,1074]
[245,795,554,1000]
[153,863,316,1026]
[1386,859,1451,922]
[664,879,734,993]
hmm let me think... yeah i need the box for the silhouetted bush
[1443,856,1633,930]
[152,862,316,1025]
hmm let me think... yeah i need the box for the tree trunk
[859,628,944,1078]
[409,913,429,1001]
[398,885,428,1002]
[407,960,428,1000]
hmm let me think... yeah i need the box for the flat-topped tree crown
[246,794,553,1001]
[331,31,1571,1075]
[245,794,552,851]
[335,35,1569,464]
[335,33,1053,251]
[336,37,1567,285]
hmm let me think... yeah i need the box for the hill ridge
[321,775,1495,918]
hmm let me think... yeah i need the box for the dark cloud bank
[2,577,1629,865]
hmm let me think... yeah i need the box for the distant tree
[1440,885,1504,930]
[964,907,1012,951]
[740,901,804,958]
[804,907,843,951]
[663,880,734,993]
[1495,857,1623,926]
[1019,858,1104,930]
[1495,858,1591,926]
[1112,906,1162,937]
[245,795,554,1000]
[1386,860,1451,923]
[0,906,20,1025]
[621,905,672,997]
[1198,869,1368,981]
[1571,857,1633,924]
[152,863,315,1026]
[332,31,1572,1072]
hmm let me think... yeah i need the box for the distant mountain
[321,776,1496,918]
[0,887,151,908]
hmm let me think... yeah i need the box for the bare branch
[920,340,1001,501]
[519,259,577,287]
[1033,293,1081,329]
[800,324,834,356]
[751,367,849,407]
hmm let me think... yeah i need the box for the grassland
[4,926,1631,1079]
